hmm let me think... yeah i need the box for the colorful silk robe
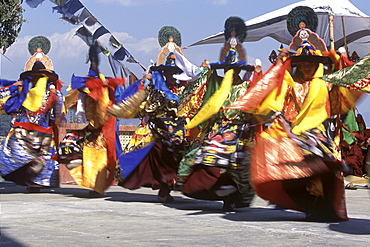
[0,79,64,188]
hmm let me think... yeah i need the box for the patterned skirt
[0,126,59,188]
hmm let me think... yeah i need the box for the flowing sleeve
[225,60,291,114]
[185,69,234,129]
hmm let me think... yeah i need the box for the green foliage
[0,0,26,52]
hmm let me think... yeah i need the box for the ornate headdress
[25,36,54,71]
[287,6,332,64]
[20,60,58,82]
[211,16,254,71]
[152,26,184,73]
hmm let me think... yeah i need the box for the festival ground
[1,182,369,246]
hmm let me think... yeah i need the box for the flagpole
[329,13,335,50]
[341,16,348,52]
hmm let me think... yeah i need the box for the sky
[1,0,369,124]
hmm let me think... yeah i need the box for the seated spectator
[342,140,365,177]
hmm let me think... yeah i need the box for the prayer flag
[52,0,84,19]
[50,0,68,6]
[77,8,92,24]
[109,36,121,48]
[26,0,45,8]
[92,26,110,41]
[113,46,130,61]
[75,26,93,46]
[126,55,137,63]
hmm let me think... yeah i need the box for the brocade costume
[225,6,363,221]
[113,71,187,200]
[110,26,188,202]
[61,43,124,195]
[181,71,256,207]
[0,59,64,190]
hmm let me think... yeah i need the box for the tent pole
[341,16,348,52]
[329,13,335,50]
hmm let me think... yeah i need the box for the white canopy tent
[189,0,370,58]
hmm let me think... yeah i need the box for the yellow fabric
[256,70,295,116]
[69,141,108,194]
[97,86,110,126]
[185,69,234,129]
[128,125,154,147]
[0,95,11,114]
[260,121,289,140]
[98,73,106,82]
[306,176,325,198]
[291,64,329,135]
[22,76,48,111]
[337,86,361,113]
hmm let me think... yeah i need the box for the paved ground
[1,182,369,247]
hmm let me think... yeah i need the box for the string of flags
[25,0,146,81]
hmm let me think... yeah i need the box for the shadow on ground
[0,228,27,247]
[329,218,370,234]
[2,182,369,230]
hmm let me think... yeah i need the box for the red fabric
[54,79,64,91]
[13,121,52,134]
[338,55,355,70]
[138,84,145,91]
[120,142,178,190]
[85,77,125,101]
[226,60,290,112]
[323,50,354,71]
[102,115,117,189]
[249,70,263,88]
[182,166,222,195]
[40,89,58,114]
[85,78,103,101]
[251,128,348,221]
[83,76,124,190]
[343,144,365,177]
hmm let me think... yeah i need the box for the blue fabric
[3,79,30,114]
[115,121,123,160]
[144,79,151,87]
[87,70,98,77]
[0,85,17,97]
[71,74,88,90]
[152,71,179,102]
[118,142,155,179]
[0,129,59,187]
[114,85,126,102]
[115,80,141,102]
[52,0,84,19]
[0,135,34,176]
[92,26,110,41]
[113,46,130,61]
[298,42,316,51]
[0,79,17,87]
[210,49,246,66]
[26,0,45,8]
[33,160,59,187]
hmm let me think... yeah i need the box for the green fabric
[176,145,200,185]
[201,70,222,107]
[222,80,253,121]
[197,70,222,130]
[322,54,370,92]
[178,68,209,105]
[228,148,255,204]
[342,108,359,145]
